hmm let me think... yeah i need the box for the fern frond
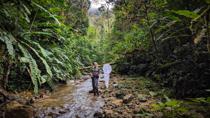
[18,44,40,94]
[32,1,61,25]
[20,41,53,87]
[0,33,16,59]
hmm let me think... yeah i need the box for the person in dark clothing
[91,62,100,96]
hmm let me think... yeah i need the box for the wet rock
[165,107,172,111]
[127,104,136,109]
[133,107,140,114]
[59,109,67,114]
[48,111,59,117]
[5,107,34,118]
[5,101,22,109]
[111,98,123,107]
[28,97,35,104]
[115,92,125,99]
[75,115,80,118]
[123,113,132,118]
[5,101,34,118]
[149,91,157,97]
[113,81,117,84]
[81,75,90,80]
[123,94,133,104]
[104,109,114,117]
[0,94,5,104]
[113,83,118,88]
[94,111,103,118]
[154,112,164,118]
[138,94,147,102]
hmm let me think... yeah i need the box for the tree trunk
[206,9,210,52]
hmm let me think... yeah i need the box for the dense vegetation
[0,0,210,117]
[0,0,100,94]
[0,0,210,114]
[113,0,210,98]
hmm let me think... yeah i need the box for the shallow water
[34,79,104,118]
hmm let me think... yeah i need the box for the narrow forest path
[34,78,104,118]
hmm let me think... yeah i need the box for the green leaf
[19,57,30,63]
[18,44,40,94]
[151,103,162,111]
[164,95,171,102]
[206,97,210,103]
[32,2,61,25]
[20,41,53,83]
[205,0,210,4]
[165,100,179,107]
[40,75,48,84]
[23,31,53,37]
[34,42,50,58]
[177,107,188,113]
[173,10,199,19]
[22,4,31,14]
[149,91,157,97]
[0,34,16,59]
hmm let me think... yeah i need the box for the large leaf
[0,33,16,59]
[32,1,61,25]
[18,44,40,94]
[205,0,210,4]
[173,10,199,19]
[20,41,53,87]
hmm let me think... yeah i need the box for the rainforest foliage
[113,0,210,98]
[0,0,210,100]
[0,0,99,93]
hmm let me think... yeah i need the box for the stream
[34,78,104,118]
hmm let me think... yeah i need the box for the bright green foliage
[0,33,16,59]
[18,44,40,94]
[172,10,199,19]
[0,0,94,93]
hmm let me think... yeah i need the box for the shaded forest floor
[100,75,210,118]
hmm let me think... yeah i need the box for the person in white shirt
[102,63,112,89]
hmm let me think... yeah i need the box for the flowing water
[34,79,104,118]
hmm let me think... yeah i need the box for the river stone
[5,101,34,118]
[94,111,103,118]
[59,109,67,114]
[0,95,5,104]
[111,98,123,107]
[115,92,125,99]
[123,94,133,104]
[48,111,59,117]
[104,109,114,117]
[138,94,147,102]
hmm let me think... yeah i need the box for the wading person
[91,62,100,96]
[103,63,112,89]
